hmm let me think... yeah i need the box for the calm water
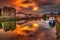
[0,20,56,40]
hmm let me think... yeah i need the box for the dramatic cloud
[0,0,60,12]
[0,0,60,7]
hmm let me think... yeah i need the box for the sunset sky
[0,0,60,13]
[0,0,59,40]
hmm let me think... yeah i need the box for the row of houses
[0,7,16,18]
[46,13,60,18]
[0,7,16,31]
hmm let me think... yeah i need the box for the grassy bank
[55,19,60,40]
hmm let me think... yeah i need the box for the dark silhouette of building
[2,7,16,18]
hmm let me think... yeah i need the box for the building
[46,13,59,20]
[10,7,16,18]
[0,8,2,28]
[2,7,16,18]
[1,7,16,31]
[46,13,59,18]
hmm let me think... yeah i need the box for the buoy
[49,20,55,28]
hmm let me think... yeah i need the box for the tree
[42,14,46,20]
[0,22,2,29]
[0,9,2,16]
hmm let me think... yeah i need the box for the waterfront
[0,19,56,40]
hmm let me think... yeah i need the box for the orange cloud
[11,0,39,11]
